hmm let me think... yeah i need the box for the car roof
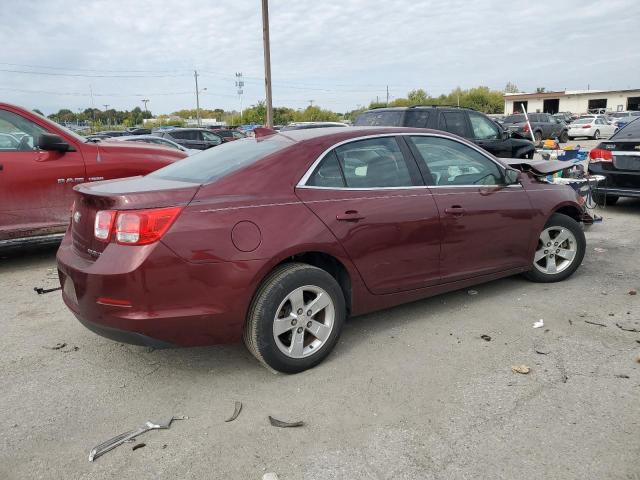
[270,126,463,143]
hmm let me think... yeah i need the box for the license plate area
[613,155,640,171]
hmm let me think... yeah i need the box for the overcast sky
[1,0,638,115]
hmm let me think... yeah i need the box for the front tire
[523,214,585,283]
[244,263,346,373]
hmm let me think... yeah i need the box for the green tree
[504,82,519,93]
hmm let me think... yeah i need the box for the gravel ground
[1,198,639,480]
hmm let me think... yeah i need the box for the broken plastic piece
[88,416,187,462]
[34,286,62,295]
[533,319,544,329]
[43,342,67,350]
[268,416,304,428]
[480,334,491,342]
[225,401,242,422]
[511,365,530,374]
[132,443,146,451]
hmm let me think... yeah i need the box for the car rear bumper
[568,128,594,137]
[588,162,640,198]
[56,232,266,347]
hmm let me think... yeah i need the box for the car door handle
[336,210,365,222]
[444,206,466,215]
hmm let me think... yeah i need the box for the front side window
[404,110,430,128]
[307,137,414,188]
[0,109,47,151]
[438,111,468,137]
[201,131,222,144]
[409,136,503,186]
[468,112,500,140]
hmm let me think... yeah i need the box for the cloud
[0,0,638,114]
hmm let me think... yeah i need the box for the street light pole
[194,70,201,127]
[261,0,273,127]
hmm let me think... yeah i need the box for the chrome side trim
[296,132,509,188]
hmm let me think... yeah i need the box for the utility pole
[386,85,389,106]
[235,72,244,123]
[194,70,201,127]
[261,0,273,127]
[103,104,109,126]
[141,99,149,112]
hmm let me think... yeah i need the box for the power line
[0,68,190,78]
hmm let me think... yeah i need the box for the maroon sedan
[57,127,590,373]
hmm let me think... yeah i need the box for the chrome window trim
[296,132,511,189]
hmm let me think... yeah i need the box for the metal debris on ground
[33,286,62,295]
[88,416,187,462]
[132,443,146,451]
[43,342,67,350]
[533,319,544,329]
[535,348,550,355]
[616,323,640,333]
[268,416,304,428]
[225,401,243,422]
[615,374,630,379]
[480,334,491,342]
[511,365,531,374]
[585,320,607,327]
[467,290,478,296]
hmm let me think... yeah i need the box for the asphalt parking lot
[2,165,639,480]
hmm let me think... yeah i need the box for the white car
[107,135,200,155]
[567,116,616,140]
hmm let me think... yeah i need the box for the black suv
[502,113,569,143]
[354,106,535,159]
[155,128,223,150]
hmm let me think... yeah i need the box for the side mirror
[504,168,521,185]
[37,133,72,152]
[501,129,511,140]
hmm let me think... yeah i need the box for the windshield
[610,118,640,139]
[503,114,525,123]
[150,134,294,183]
[354,111,404,126]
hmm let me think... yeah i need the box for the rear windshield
[503,114,525,123]
[149,135,293,183]
[354,111,404,126]
[610,118,640,139]
[572,118,593,124]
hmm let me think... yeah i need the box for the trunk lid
[71,176,200,259]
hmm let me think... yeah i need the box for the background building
[504,89,640,115]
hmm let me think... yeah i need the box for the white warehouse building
[503,89,640,115]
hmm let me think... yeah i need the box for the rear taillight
[582,124,592,129]
[522,123,530,133]
[94,210,116,241]
[589,148,613,163]
[93,206,182,245]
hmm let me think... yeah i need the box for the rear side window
[150,135,294,183]
[438,111,469,137]
[353,111,404,126]
[307,137,415,188]
[404,110,430,128]
[504,114,525,123]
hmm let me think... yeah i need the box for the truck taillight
[522,123,530,133]
[93,207,182,245]
[589,148,613,163]
[94,210,116,241]
[115,207,183,245]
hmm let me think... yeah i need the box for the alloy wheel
[533,226,577,275]
[272,285,335,359]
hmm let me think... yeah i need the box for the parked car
[155,128,224,150]
[608,111,640,130]
[0,103,188,248]
[502,113,569,143]
[354,107,536,158]
[567,116,616,140]
[282,122,349,130]
[208,128,246,142]
[588,118,640,205]
[57,126,591,373]
[107,135,200,155]
[125,127,152,135]
[553,112,574,124]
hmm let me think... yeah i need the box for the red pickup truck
[0,103,187,248]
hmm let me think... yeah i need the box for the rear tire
[523,214,585,283]
[244,263,346,373]
[593,193,619,206]
[559,131,569,143]
[593,130,600,140]
[534,131,542,143]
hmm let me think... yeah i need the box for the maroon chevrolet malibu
[57,127,590,373]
